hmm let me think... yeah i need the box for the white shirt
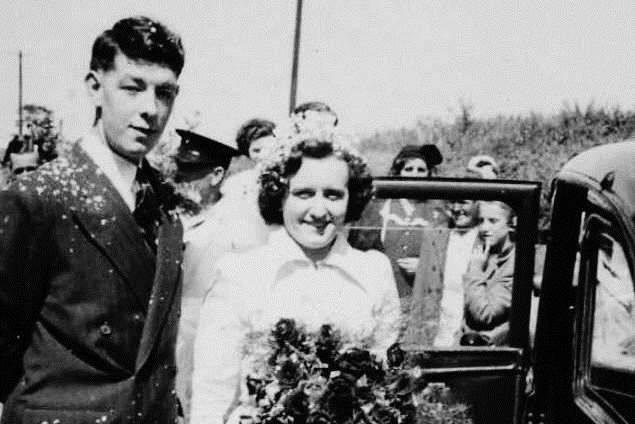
[80,127,138,211]
[190,228,400,424]
[435,227,478,346]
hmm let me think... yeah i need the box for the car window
[591,234,635,373]
[348,197,517,348]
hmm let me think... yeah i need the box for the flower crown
[257,120,368,185]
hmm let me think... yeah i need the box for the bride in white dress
[190,133,401,424]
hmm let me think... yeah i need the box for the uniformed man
[173,128,268,423]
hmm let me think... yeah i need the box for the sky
[1,0,634,147]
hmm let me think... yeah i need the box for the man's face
[447,199,476,229]
[87,52,179,162]
[478,202,512,250]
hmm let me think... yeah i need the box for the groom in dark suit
[0,16,186,423]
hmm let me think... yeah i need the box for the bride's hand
[397,257,419,274]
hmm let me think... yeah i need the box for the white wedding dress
[190,228,401,424]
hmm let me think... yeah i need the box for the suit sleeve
[0,189,48,400]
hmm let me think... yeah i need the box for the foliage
[21,104,61,163]
[241,318,473,424]
[357,103,635,234]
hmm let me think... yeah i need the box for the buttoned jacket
[0,143,183,424]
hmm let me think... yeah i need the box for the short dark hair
[258,138,372,225]
[292,101,338,126]
[235,118,276,156]
[90,16,185,76]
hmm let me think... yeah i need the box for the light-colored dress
[435,228,478,346]
[177,195,271,422]
[190,228,401,424]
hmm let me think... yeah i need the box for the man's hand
[468,240,490,272]
[397,257,419,275]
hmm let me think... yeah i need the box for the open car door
[347,177,541,424]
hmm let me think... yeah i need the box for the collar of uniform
[81,125,139,211]
[269,226,354,272]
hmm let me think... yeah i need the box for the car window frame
[368,176,541,351]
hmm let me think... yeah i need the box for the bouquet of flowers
[240,318,473,424]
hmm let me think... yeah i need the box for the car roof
[559,139,635,222]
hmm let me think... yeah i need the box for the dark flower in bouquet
[315,324,342,366]
[268,319,311,366]
[366,404,400,424]
[386,343,406,369]
[244,319,474,424]
[306,411,332,424]
[276,359,305,389]
[283,389,310,424]
[321,375,357,422]
[334,348,384,383]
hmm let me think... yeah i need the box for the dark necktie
[133,167,159,253]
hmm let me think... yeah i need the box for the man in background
[173,128,268,422]
[403,197,479,346]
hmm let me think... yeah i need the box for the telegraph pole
[18,50,23,138]
[288,0,303,114]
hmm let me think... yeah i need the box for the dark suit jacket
[0,142,184,423]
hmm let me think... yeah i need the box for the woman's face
[248,135,276,163]
[282,155,349,259]
[400,157,429,177]
[477,202,512,250]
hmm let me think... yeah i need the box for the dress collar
[269,227,354,272]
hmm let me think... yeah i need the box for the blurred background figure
[235,118,277,164]
[221,118,277,198]
[174,128,239,227]
[220,118,279,245]
[348,144,447,299]
[436,199,479,345]
[467,154,499,179]
[290,100,338,134]
[460,201,515,346]
[173,127,268,423]
[2,136,24,168]
[390,144,442,178]
[403,198,479,347]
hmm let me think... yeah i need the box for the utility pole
[288,0,303,114]
[18,50,23,139]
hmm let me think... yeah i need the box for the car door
[572,213,635,423]
[347,177,541,424]
[532,164,635,424]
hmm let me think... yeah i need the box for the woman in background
[349,144,447,298]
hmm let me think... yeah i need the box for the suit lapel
[67,144,156,310]
[135,210,183,371]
